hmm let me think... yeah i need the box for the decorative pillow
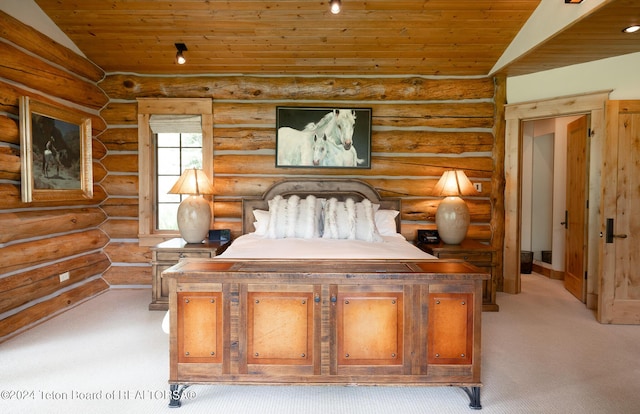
[252,209,270,236]
[264,195,322,239]
[264,195,283,238]
[300,195,324,238]
[375,209,400,236]
[285,195,321,238]
[322,198,382,242]
[322,197,352,239]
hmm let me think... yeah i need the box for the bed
[163,179,488,409]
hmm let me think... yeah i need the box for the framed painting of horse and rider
[276,106,372,169]
[19,96,93,203]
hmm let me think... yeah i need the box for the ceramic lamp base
[435,196,470,245]
[176,195,211,243]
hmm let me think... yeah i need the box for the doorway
[503,91,608,310]
[521,116,584,288]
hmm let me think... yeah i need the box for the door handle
[560,210,568,229]
[605,218,628,243]
[606,218,614,243]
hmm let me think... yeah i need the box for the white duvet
[218,233,437,260]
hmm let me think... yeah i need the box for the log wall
[0,10,506,340]
[0,11,110,340]
[99,74,505,289]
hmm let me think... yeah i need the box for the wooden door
[599,101,640,324]
[564,116,589,301]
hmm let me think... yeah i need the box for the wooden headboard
[242,179,401,235]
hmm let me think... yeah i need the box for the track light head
[175,43,188,65]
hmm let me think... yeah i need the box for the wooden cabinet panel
[428,293,472,365]
[337,292,403,365]
[178,292,223,364]
[247,292,313,365]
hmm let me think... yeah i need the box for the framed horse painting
[276,106,372,169]
[19,96,93,202]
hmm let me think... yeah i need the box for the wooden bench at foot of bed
[164,258,489,410]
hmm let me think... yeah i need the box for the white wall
[522,119,556,264]
[522,118,555,254]
[521,122,534,253]
[531,133,554,262]
[507,52,640,103]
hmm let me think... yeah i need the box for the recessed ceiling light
[330,0,341,14]
[622,25,640,34]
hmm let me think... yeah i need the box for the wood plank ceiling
[500,0,640,76]
[33,0,640,77]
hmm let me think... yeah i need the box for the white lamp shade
[433,170,475,197]
[176,195,211,243]
[168,169,214,196]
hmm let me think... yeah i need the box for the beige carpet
[1,273,639,414]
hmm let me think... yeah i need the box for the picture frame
[19,96,93,202]
[276,106,372,168]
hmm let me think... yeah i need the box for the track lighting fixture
[175,43,187,65]
[330,0,341,14]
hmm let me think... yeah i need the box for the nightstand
[417,238,498,311]
[149,238,230,310]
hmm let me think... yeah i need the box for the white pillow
[322,198,382,242]
[322,197,352,239]
[252,209,270,236]
[266,195,288,239]
[299,195,323,238]
[265,195,322,239]
[375,210,400,236]
[285,195,321,238]
[355,199,382,242]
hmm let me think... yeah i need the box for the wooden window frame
[137,98,213,247]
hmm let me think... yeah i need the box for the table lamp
[168,168,214,243]
[433,170,475,244]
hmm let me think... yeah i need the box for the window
[137,98,213,246]
[155,132,203,230]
